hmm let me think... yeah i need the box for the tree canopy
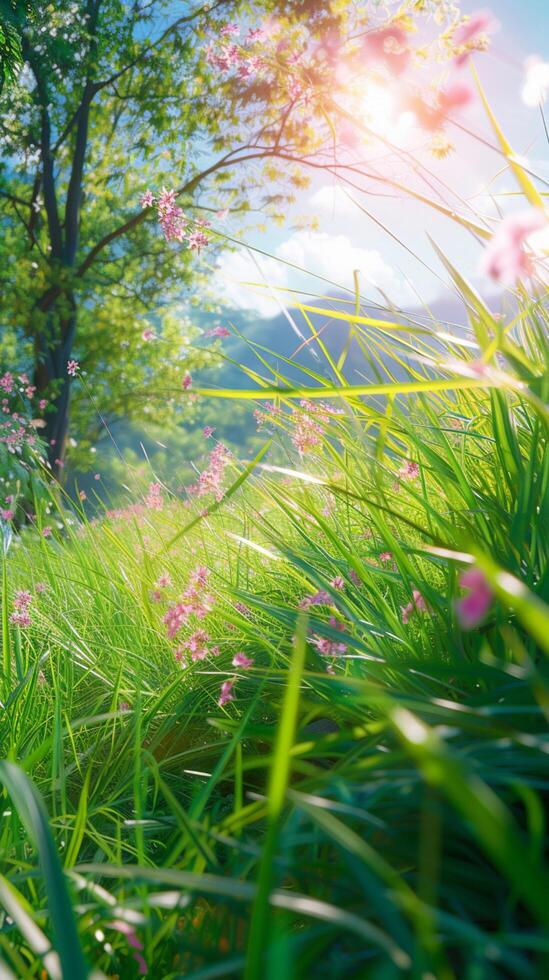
[0,0,459,481]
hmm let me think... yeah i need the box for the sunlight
[351,80,416,145]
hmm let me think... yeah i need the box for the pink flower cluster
[401,590,428,625]
[163,565,214,640]
[452,9,496,67]
[0,372,14,394]
[299,589,332,610]
[0,371,50,472]
[307,617,348,670]
[254,401,280,430]
[188,443,231,502]
[399,460,420,481]
[141,188,211,253]
[178,628,220,662]
[205,24,266,80]
[10,589,33,628]
[145,482,164,511]
[291,400,341,455]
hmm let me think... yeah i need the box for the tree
[0,0,33,92]
[0,0,460,481]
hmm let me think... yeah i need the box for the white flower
[522,56,549,107]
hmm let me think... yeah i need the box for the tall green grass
[1,107,548,978]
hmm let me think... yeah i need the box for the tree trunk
[33,297,77,481]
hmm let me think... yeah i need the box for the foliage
[1,217,548,978]
[0,0,461,477]
[0,0,34,92]
[1,4,549,977]
[0,367,51,527]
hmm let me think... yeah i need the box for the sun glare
[345,80,416,145]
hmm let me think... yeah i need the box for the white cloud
[308,185,362,222]
[214,230,413,318]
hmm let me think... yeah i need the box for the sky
[209,1,549,319]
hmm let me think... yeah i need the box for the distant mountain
[76,290,494,502]
[192,291,477,390]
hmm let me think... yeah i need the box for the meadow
[1,2,549,978]
[2,237,549,976]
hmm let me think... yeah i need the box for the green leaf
[0,762,88,979]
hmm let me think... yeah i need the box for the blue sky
[209,2,549,318]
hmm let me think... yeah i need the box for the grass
[1,112,549,979]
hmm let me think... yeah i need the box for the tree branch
[64,0,102,266]
[22,37,63,258]
[75,146,274,278]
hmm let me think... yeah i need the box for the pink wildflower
[330,576,345,591]
[349,569,361,586]
[145,482,163,510]
[453,10,496,66]
[9,610,31,627]
[1,509,14,521]
[187,229,210,254]
[67,360,79,377]
[401,589,428,625]
[379,551,393,563]
[140,190,155,208]
[190,443,231,501]
[157,572,171,588]
[35,582,47,593]
[157,188,187,242]
[481,209,547,285]
[232,652,254,668]
[142,328,156,341]
[14,590,32,610]
[0,372,14,393]
[312,635,347,657]
[234,601,251,618]
[186,628,210,661]
[39,398,47,410]
[182,372,193,390]
[218,678,235,707]
[455,566,493,629]
[206,325,231,338]
[292,400,326,454]
[399,460,420,481]
[363,26,410,76]
[203,426,215,438]
[220,23,240,37]
[299,589,331,610]
[190,565,210,588]
[42,527,52,538]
